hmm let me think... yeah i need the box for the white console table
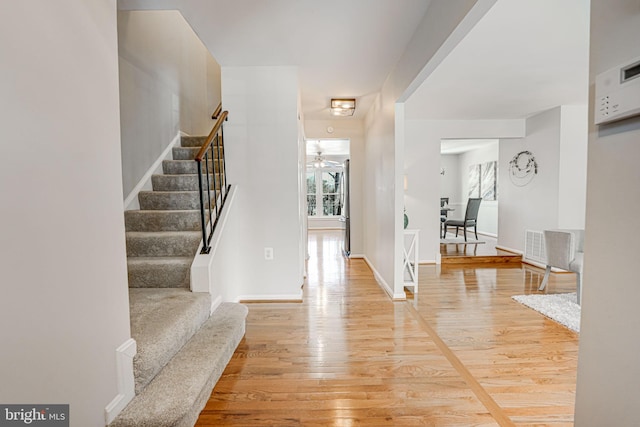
[403,229,419,293]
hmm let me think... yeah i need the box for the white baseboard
[236,291,303,302]
[104,338,137,424]
[123,131,183,211]
[419,260,437,265]
[521,258,546,269]
[495,245,523,254]
[496,245,563,272]
[478,231,498,238]
[210,295,222,314]
[307,226,345,230]
[348,253,365,259]
[362,255,406,300]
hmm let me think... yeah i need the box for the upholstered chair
[539,229,585,304]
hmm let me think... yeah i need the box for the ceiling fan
[308,152,341,168]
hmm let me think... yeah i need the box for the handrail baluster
[195,103,230,254]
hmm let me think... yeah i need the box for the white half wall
[118,9,221,198]
[575,0,640,424]
[0,1,131,424]
[221,66,304,301]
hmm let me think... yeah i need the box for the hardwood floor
[196,230,579,426]
[440,234,522,264]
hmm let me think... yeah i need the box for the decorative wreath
[509,150,538,187]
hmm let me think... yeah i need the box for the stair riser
[126,233,201,257]
[151,174,223,192]
[162,160,223,175]
[172,146,222,161]
[127,261,191,288]
[138,191,216,210]
[125,210,202,232]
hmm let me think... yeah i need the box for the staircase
[111,135,247,427]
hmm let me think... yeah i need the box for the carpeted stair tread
[127,257,192,288]
[125,210,202,232]
[180,136,208,147]
[126,231,202,257]
[172,146,222,161]
[138,191,216,210]
[162,160,221,175]
[128,288,212,395]
[110,302,248,427]
[152,174,222,192]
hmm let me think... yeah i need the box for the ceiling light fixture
[330,98,356,116]
[308,152,341,168]
[313,153,326,168]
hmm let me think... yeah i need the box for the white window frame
[306,166,343,217]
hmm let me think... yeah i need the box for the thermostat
[595,55,640,125]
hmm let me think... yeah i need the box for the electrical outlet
[264,247,274,260]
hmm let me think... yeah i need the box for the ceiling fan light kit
[309,151,341,168]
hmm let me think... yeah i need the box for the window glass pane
[307,195,316,216]
[323,194,341,216]
[306,171,316,194]
[322,171,341,194]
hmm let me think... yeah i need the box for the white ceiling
[118,0,590,123]
[405,0,590,120]
[306,139,350,156]
[118,0,432,120]
[441,139,498,155]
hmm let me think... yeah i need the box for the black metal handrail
[195,106,230,254]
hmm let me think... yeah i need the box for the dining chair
[443,198,482,241]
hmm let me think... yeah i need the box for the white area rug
[512,293,581,333]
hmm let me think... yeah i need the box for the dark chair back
[440,197,450,217]
[464,198,482,222]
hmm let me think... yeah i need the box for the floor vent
[524,230,546,263]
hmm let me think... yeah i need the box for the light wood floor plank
[196,230,578,426]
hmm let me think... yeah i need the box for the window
[306,167,343,217]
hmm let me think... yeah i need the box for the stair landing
[440,235,521,265]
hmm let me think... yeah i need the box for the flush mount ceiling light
[330,98,356,116]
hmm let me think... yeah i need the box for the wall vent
[524,230,546,263]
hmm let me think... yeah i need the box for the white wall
[362,0,485,298]
[304,120,364,255]
[363,89,400,296]
[0,1,131,425]
[403,119,525,263]
[222,66,304,301]
[456,141,499,235]
[558,105,588,228]
[118,10,221,198]
[440,154,461,202]
[498,106,588,252]
[575,0,640,423]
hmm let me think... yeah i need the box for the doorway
[305,138,350,257]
